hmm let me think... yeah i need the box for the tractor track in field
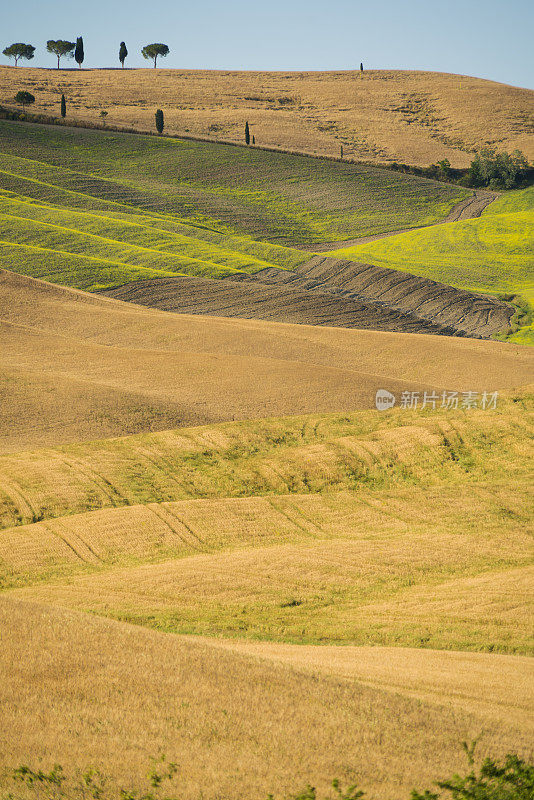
[100,274,465,337]
[101,252,513,340]
[301,191,498,252]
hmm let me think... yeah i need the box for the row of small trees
[2,40,170,69]
[10,91,254,145]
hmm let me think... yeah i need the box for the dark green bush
[467,148,530,189]
[14,91,35,108]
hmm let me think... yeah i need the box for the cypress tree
[252,135,255,145]
[360,62,364,74]
[75,37,84,68]
[155,109,164,134]
[245,121,250,145]
[60,94,66,118]
[119,41,128,68]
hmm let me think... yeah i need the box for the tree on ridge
[2,43,35,66]
[46,40,75,69]
[74,36,84,68]
[141,43,169,68]
[119,41,128,68]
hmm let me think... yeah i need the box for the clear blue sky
[3,0,534,89]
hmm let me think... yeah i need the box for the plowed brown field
[1,268,531,451]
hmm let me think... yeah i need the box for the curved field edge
[328,187,534,342]
[1,391,533,653]
[2,598,531,800]
[1,67,532,167]
[0,391,532,530]
[3,495,533,654]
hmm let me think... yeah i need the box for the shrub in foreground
[1,750,532,800]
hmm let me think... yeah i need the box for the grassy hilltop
[1,67,533,167]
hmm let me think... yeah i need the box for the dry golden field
[1,269,531,451]
[0,596,532,800]
[196,637,534,735]
[0,68,533,794]
[0,269,533,795]
[1,66,533,166]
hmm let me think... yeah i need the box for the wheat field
[0,75,533,797]
[1,67,533,166]
[2,269,531,451]
[0,596,531,800]
[1,273,532,795]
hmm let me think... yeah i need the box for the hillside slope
[2,597,531,800]
[1,379,533,652]
[1,68,532,166]
[1,269,531,451]
[330,187,534,299]
[0,120,469,246]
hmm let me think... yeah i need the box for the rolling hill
[0,85,533,800]
[0,119,468,247]
[1,67,533,167]
[1,118,526,340]
[1,269,531,451]
[0,272,532,796]
[2,597,531,800]
[330,187,534,300]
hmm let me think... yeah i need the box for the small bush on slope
[277,751,534,800]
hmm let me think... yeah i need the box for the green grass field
[0,191,303,289]
[331,187,534,339]
[0,119,531,334]
[0,119,468,245]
